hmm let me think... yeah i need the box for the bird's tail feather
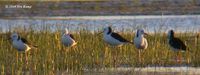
[31,45,38,49]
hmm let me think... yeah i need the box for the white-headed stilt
[134,29,148,64]
[61,28,77,47]
[99,26,132,67]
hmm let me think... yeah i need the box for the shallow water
[0,15,200,33]
[81,67,200,75]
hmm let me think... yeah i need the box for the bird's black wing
[111,33,130,42]
[21,37,30,45]
[22,37,38,48]
[69,34,75,40]
[169,38,186,51]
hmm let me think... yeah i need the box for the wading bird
[99,26,132,67]
[168,30,187,64]
[61,28,77,47]
[10,32,37,64]
[134,29,148,64]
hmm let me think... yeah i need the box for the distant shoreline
[0,1,200,17]
[1,15,200,20]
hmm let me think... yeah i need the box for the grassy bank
[0,26,199,74]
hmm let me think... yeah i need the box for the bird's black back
[69,34,75,40]
[111,32,130,42]
[17,36,30,44]
[169,37,186,51]
[21,37,30,45]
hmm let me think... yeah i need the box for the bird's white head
[103,26,112,34]
[168,30,174,39]
[10,33,19,40]
[136,29,147,37]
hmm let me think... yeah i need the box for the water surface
[0,15,199,33]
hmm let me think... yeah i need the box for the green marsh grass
[0,26,199,74]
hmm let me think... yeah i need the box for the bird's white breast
[134,36,148,49]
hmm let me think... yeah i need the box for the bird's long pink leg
[186,51,190,64]
[16,53,19,64]
[113,47,117,67]
[24,52,28,70]
[138,50,141,64]
[25,53,28,65]
[177,51,181,64]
